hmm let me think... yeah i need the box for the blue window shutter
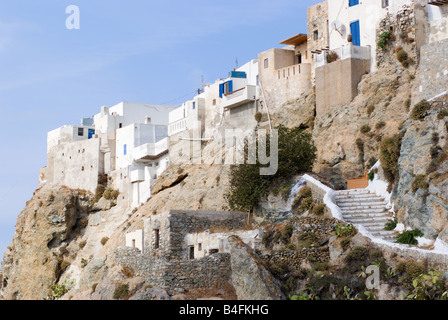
[228,80,233,93]
[219,83,224,98]
[124,144,127,155]
[193,101,195,110]
[88,129,95,139]
[350,20,360,46]
[349,0,359,7]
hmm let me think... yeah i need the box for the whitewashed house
[45,101,177,208]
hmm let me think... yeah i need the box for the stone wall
[419,38,448,101]
[144,210,247,261]
[115,246,232,294]
[315,58,370,118]
[376,5,417,67]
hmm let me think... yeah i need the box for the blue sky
[0,0,320,263]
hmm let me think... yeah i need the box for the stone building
[116,210,263,293]
[45,101,177,208]
[168,60,260,166]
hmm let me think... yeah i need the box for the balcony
[314,44,371,68]
[222,85,257,110]
[133,138,168,161]
[427,0,448,6]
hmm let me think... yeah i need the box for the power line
[159,90,199,106]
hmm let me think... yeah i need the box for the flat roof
[279,33,308,46]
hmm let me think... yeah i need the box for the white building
[45,101,177,208]
[317,0,412,71]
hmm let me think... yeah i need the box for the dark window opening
[154,229,160,249]
[189,246,195,259]
[78,128,84,136]
[198,243,202,251]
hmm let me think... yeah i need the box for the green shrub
[79,240,87,249]
[437,109,448,120]
[299,197,314,212]
[411,100,431,121]
[334,224,357,238]
[396,229,424,245]
[103,188,119,200]
[113,283,130,300]
[375,121,386,130]
[340,238,351,250]
[411,175,429,193]
[299,186,312,199]
[404,98,411,111]
[397,262,426,290]
[225,125,316,212]
[405,270,447,300]
[384,219,398,231]
[377,31,393,50]
[269,262,289,278]
[396,49,408,66]
[380,133,404,186]
[100,237,109,246]
[93,184,106,203]
[279,182,295,201]
[368,170,375,181]
[314,262,330,272]
[281,224,294,244]
[49,284,68,299]
[326,51,339,63]
[360,124,371,134]
[312,203,326,216]
[254,112,262,122]
[98,174,108,186]
[79,218,88,229]
[345,246,368,263]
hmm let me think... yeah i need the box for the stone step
[345,217,391,225]
[338,204,386,210]
[334,190,371,195]
[337,199,387,206]
[335,194,385,201]
[370,230,398,237]
[341,208,388,214]
[343,211,392,217]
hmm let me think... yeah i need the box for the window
[132,239,136,248]
[382,0,389,7]
[192,101,195,110]
[219,80,233,98]
[189,246,195,259]
[349,0,359,7]
[119,123,123,128]
[314,30,319,41]
[213,99,216,106]
[198,243,202,251]
[78,128,84,136]
[297,53,302,64]
[154,229,160,249]
[124,144,127,155]
[264,58,269,69]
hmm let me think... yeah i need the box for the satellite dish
[331,20,346,37]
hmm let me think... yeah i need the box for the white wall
[426,3,448,43]
[125,229,144,252]
[47,137,101,192]
[327,0,412,70]
[47,125,94,153]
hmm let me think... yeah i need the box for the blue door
[350,20,360,46]
[88,129,95,139]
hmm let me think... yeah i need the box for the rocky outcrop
[394,113,448,242]
[1,186,94,300]
[229,236,283,300]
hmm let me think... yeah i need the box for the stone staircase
[334,189,398,242]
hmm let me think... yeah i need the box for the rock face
[394,114,448,241]
[229,237,283,300]
[1,186,93,300]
